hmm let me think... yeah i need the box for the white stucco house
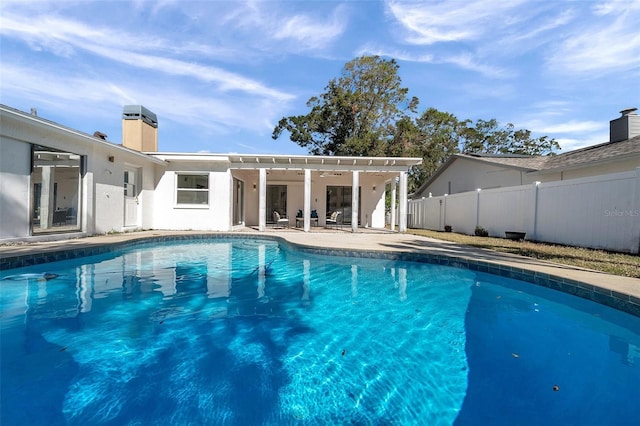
[413,108,640,198]
[0,104,422,243]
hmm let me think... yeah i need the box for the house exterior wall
[0,107,161,242]
[0,137,31,238]
[421,158,535,196]
[150,161,233,231]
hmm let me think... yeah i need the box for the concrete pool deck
[1,229,639,314]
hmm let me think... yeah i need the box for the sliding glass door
[266,185,287,222]
[232,178,244,226]
[326,186,360,225]
[31,145,82,234]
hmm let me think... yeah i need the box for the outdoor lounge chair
[326,211,342,228]
[273,210,289,228]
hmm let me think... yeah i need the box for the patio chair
[295,209,319,227]
[326,211,342,228]
[273,210,289,228]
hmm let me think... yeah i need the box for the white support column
[398,171,408,232]
[83,169,94,234]
[258,168,267,231]
[352,170,359,232]
[390,179,397,231]
[41,165,55,229]
[304,169,311,232]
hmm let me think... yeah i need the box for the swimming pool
[1,237,639,425]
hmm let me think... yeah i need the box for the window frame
[175,172,210,208]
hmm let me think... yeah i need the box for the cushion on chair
[311,210,318,218]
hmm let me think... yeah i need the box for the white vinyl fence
[408,168,640,254]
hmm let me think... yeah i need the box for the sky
[1,0,639,155]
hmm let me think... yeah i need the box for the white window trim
[174,172,210,209]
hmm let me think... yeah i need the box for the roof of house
[538,134,640,172]
[0,104,167,166]
[456,153,549,170]
[413,135,640,196]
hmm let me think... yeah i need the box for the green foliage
[273,55,560,192]
[273,55,418,156]
[474,226,489,237]
[462,120,560,155]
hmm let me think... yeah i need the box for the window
[176,173,209,205]
[31,145,81,233]
[124,171,136,197]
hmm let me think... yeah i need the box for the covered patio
[227,154,422,233]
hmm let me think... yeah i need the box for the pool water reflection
[1,238,638,425]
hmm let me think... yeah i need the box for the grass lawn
[407,229,640,279]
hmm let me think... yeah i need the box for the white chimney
[610,107,639,142]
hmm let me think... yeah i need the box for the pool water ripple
[1,238,639,425]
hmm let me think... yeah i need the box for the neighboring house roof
[537,134,640,173]
[413,135,640,196]
[456,153,549,170]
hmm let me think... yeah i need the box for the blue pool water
[1,238,639,425]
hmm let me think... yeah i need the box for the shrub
[475,226,489,237]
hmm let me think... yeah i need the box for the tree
[393,108,465,192]
[461,120,560,155]
[405,108,561,191]
[272,55,418,156]
[273,55,559,192]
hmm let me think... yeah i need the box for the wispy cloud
[272,7,348,50]
[386,0,528,45]
[527,120,604,135]
[546,2,640,75]
[219,1,347,52]
[387,0,640,79]
[0,11,294,101]
[360,46,510,79]
[556,132,609,152]
[1,61,290,137]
